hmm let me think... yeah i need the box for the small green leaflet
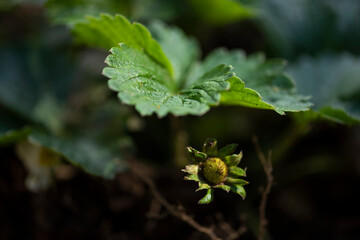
[75,14,311,117]
[288,54,360,125]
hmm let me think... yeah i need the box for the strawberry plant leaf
[104,43,232,117]
[72,14,173,76]
[46,0,131,26]
[188,48,312,114]
[75,14,311,117]
[0,46,74,133]
[188,0,256,25]
[29,130,127,179]
[149,21,200,86]
[288,54,360,125]
[258,0,360,58]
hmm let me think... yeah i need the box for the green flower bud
[201,157,227,185]
[183,138,248,204]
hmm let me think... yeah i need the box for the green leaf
[217,143,238,158]
[0,46,73,133]
[198,188,214,204]
[29,130,126,179]
[73,14,173,75]
[229,166,247,177]
[104,44,232,117]
[224,152,243,166]
[0,127,31,146]
[258,0,360,58]
[192,48,312,114]
[149,21,200,85]
[188,0,256,25]
[230,184,246,199]
[0,107,30,146]
[46,0,132,26]
[98,16,309,117]
[288,54,360,125]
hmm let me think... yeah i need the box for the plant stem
[253,136,274,240]
[170,116,188,167]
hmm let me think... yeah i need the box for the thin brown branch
[227,225,247,240]
[128,161,221,240]
[252,136,274,240]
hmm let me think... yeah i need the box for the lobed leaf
[29,130,126,179]
[104,43,233,117]
[189,48,312,114]
[288,54,360,125]
[95,15,311,117]
[149,21,200,86]
[73,14,174,75]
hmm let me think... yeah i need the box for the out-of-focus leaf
[0,0,45,10]
[45,0,180,26]
[0,107,30,145]
[258,0,360,58]
[188,48,312,114]
[0,126,31,146]
[46,0,132,26]
[288,54,360,125]
[188,0,256,25]
[29,130,127,179]
[0,46,74,133]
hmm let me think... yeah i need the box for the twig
[227,225,247,240]
[252,136,274,240]
[216,213,247,240]
[128,161,221,240]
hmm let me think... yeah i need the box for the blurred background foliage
[0,0,360,239]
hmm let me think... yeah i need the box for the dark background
[1,1,360,239]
